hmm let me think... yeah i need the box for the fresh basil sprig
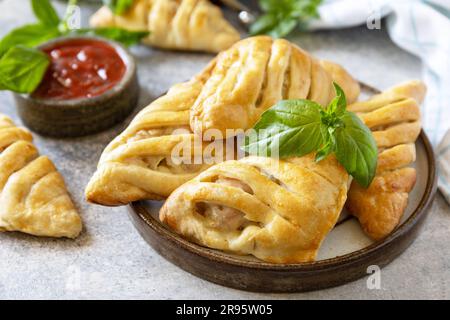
[103,0,135,15]
[242,83,378,188]
[0,0,148,94]
[0,46,49,93]
[251,0,323,38]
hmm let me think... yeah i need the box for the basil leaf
[258,0,279,11]
[0,46,49,93]
[249,14,278,36]
[243,99,324,158]
[72,27,148,46]
[0,24,61,57]
[334,112,378,187]
[267,17,298,38]
[292,0,322,19]
[252,0,323,38]
[328,82,346,116]
[315,126,335,162]
[31,0,60,27]
[103,0,135,15]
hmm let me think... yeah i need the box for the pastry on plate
[160,155,349,263]
[0,115,82,238]
[85,61,232,205]
[85,36,358,206]
[90,0,241,53]
[190,36,360,138]
[346,81,426,240]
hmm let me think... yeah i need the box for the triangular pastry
[160,154,349,263]
[90,0,241,53]
[346,81,426,240]
[0,115,82,238]
[190,36,360,138]
[85,60,228,205]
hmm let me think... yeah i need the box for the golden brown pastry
[85,36,358,206]
[90,0,241,53]
[0,115,82,238]
[190,36,360,138]
[320,60,360,104]
[346,81,426,240]
[160,155,349,263]
[85,61,229,205]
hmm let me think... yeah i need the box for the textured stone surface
[0,0,448,299]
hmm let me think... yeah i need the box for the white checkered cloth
[438,131,450,204]
[309,0,450,203]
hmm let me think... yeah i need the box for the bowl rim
[17,35,136,107]
[128,83,438,272]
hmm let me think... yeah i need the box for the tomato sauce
[32,39,126,100]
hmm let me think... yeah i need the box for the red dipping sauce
[32,39,126,100]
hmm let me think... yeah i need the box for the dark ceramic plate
[127,84,437,292]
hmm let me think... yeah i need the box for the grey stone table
[0,0,448,299]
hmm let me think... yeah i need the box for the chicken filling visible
[196,177,255,231]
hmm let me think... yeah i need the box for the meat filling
[196,177,254,231]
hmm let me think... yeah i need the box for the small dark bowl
[13,36,139,138]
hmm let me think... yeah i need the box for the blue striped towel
[309,0,450,204]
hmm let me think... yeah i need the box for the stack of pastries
[86,36,425,263]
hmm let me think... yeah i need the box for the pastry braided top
[190,36,358,138]
[85,61,224,205]
[90,0,241,53]
[0,115,82,238]
[160,155,349,263]
[85,36,360,206]
[346,81,426,240]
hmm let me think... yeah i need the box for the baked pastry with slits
[90,0,241,53]
[0,115,82,238]
[160,155,349,263]
[346,81,426,240]
[85,61,230,205]
[85,37,358,206]
[190,36,360,138]
[320,60,360,105]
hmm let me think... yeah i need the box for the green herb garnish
[250,0,323,38]
[242,83,378,187]
[103,0,135,15]
[0,46,50,93]
[0,0,148,94]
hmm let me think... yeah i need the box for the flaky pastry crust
[346,81,426,240]
[86,36,359,206]
[160,155,349,263]
[85,61,226,205]
[90,0,240,53]
[190,36,360,138]
[0,115,82,238]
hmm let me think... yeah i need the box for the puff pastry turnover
[0,115,82,238]
[190,36,360,138]
[90,0,240,53]
[85,61,233,205]
[160,155,349,263]
[346,81,426,240]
